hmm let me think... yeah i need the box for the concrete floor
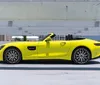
[1,70,100,85]
[0,58,100,85]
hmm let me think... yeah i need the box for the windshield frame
[42,33,56,41]
[41,34,51,41]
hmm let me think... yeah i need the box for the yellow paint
[0,33,100,61]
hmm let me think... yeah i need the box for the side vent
[27,46,36,50]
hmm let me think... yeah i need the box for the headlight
[94,43,100,46]
[0,45,5,50]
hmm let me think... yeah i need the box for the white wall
[0,20,98,36]
[0,2,99,20]
[0,2,99,36]
[0,20,96,35]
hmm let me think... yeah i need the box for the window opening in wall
[8,21,13,27]
[95,21,100,27]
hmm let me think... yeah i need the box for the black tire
[72,47,91,64]
[3,47,22,64]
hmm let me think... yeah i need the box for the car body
[0,33,100,64]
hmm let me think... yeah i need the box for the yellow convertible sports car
[0,33,100,64]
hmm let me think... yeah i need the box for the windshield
[41,34,51,41]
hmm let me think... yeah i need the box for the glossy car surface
[0,33,100,64]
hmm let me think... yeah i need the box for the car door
[47,41,71,59]
[37,40,71,59]
[37,41,48,58]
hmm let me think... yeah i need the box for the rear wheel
[3,47,22,64]
[72,47,91,64]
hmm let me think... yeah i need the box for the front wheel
[72,47,91,64]
[3,47,22,64]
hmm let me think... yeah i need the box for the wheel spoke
[73,48,90,64]
[4,48,21,64]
